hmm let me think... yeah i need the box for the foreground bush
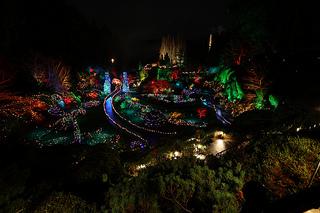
[107,158,245,212]
[34,192,97,213]
[262,136,320,197]
[240,135,320,198]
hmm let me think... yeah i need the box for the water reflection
[209,138,226,155]
[208,131,235,155]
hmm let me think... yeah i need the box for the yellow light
[208,138,226,155]
[137,164,146,170]
[208,33,213,51]
[304,209,320,213]
[214,131,225,138]
[194,154,206,160]
[111,58,115,63]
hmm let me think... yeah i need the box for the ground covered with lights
[1,53,320,212]
[1,13,320,213]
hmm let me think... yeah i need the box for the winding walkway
[111,98,177,135]
[103,87,147,142]
[103,86,179,144]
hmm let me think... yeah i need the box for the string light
[111,90,177,135]
[103,88,147,142]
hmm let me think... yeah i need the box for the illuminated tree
[159,35,185,65]
[254,90,265,109]
[215,67,244,102]
[240,64,275,109]
[30,56,71,92]
[242,66,267,93]
[103,72,111,95]
[216,67,234,85]
[268,95,279,109]
[122,72,129,93]
[49,61,71,92]
[139,68,148,82]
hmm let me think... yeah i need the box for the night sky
[67,0,227,36]
[66,0,229,65]
[1,0,320,68]
[66,0,320,65]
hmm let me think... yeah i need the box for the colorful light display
[208,66,220,74]
[103,88,147,142]
[225,80,244,102]
[111,92,177,135]
[1,38,283,152]
[139,68,148,82]
[167,112,207,128]
[30,56,71,92]
[0,92,48,124]
[103,72,111,95]
[157,68,171,81]
[171,69,179,80]
[47,102,87,144]
[122,72,129,93]
[197,108,207,118]
[254,90,264,109]
[159,35,185,65]
[216,67,234,85]
[87,91,99,99]
[83,101,100,109]
[119,97,168,129]
[269,95,279,109]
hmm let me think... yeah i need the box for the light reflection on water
[208,138,226,155]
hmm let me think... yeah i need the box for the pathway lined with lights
[111,91,177,135]
[103,87,147,142]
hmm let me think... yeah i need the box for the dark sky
[67,0,227,36]
[66,0,229,64]
[2,0,319,67]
